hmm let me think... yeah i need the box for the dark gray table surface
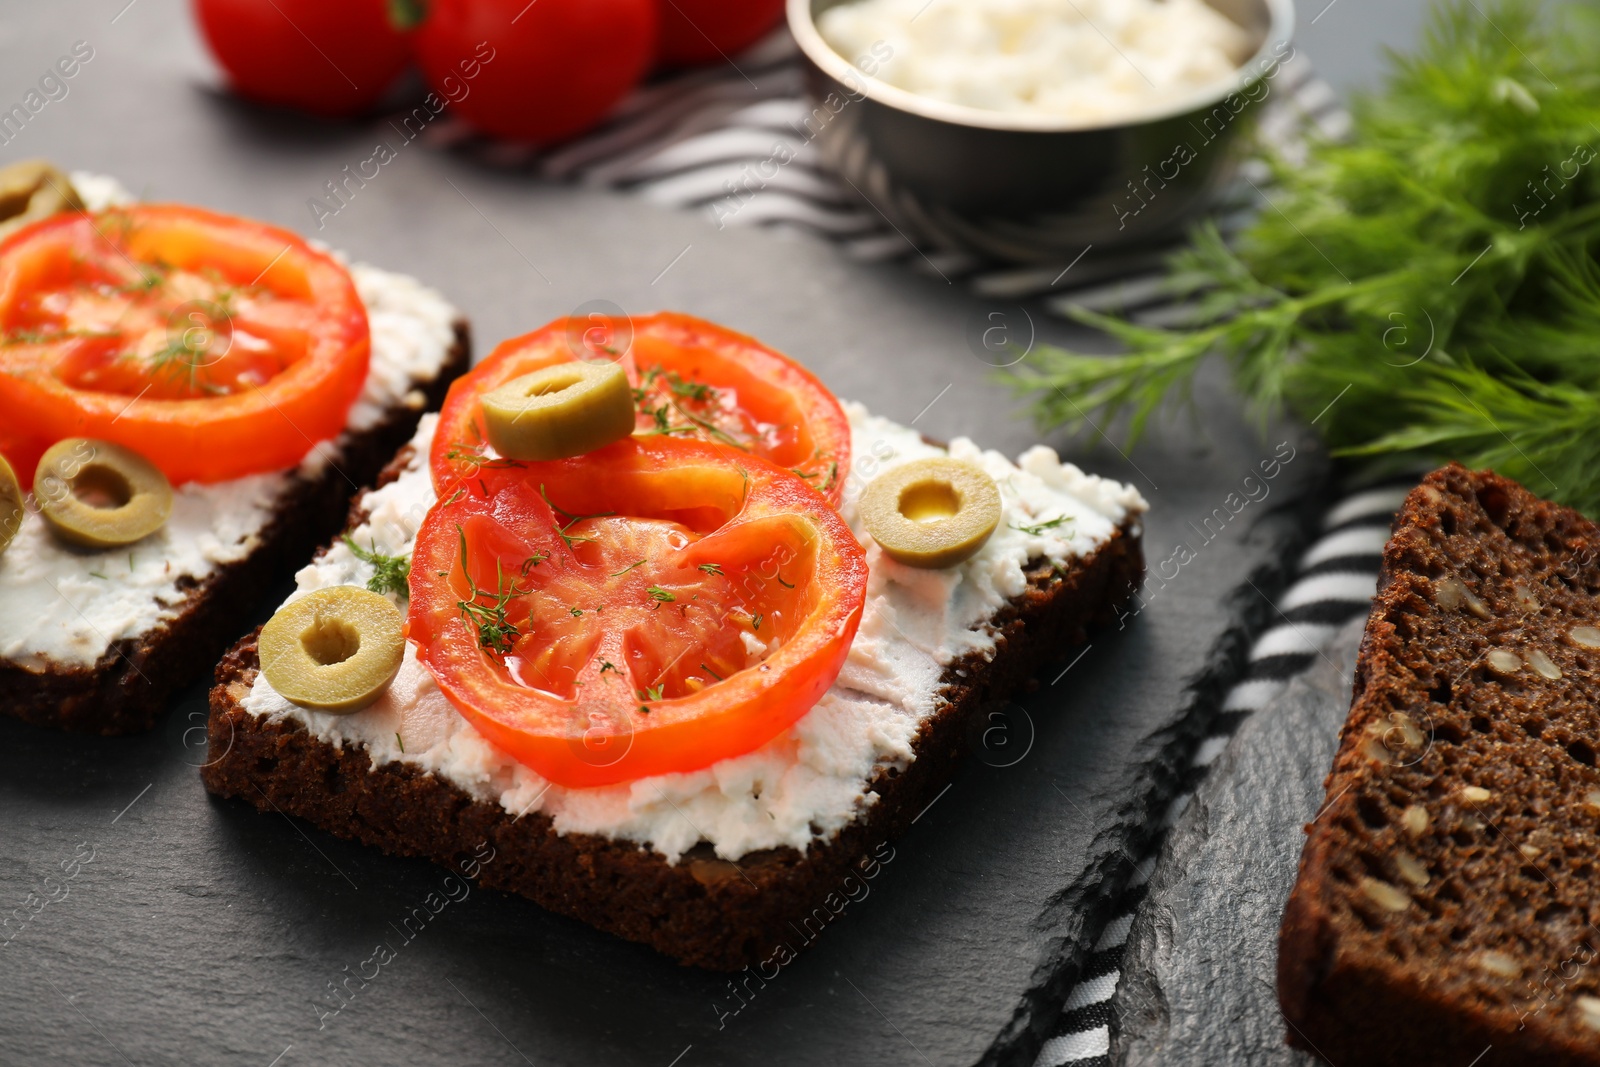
[0,2,1423,1065]
[1113,620,1365,1067]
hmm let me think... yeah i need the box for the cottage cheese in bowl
[817,0,1255,123]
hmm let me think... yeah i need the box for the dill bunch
[1004,0,1600,513]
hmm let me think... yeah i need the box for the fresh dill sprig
[453,525,526,655]
[1011,516,1073,536]
[665,371,715,402]
[342,535,412,597]
[1001,0,1600,514]
[539,483,614,550]
[443,442,525,474]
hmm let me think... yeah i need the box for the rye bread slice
[201,449,1143,970]
[1279,463,1600,1065]
[0,321,470,736]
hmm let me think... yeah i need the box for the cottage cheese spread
[241,406,1147,863]
[818,0,1254,123]
[0,176,460,670]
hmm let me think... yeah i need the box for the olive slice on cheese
[0,453,23,556]
[260,587,405,713]
[861,457,1001,569]
[0,160,83,241]
[34,439,173,549]
[480,361,636,461]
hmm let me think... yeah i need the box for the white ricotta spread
[241,406,1147,863]
[0,176,460,671]
[818,0,1254,123]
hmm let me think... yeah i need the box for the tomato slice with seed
[0,204,369,486]
[408,437,868,788]
[430,312,850,505]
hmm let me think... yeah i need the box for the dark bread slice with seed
[0,321,470,736]
[1279,463,1600,1065]
[201,446,1143,970]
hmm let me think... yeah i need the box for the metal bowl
[787,0,1296,263]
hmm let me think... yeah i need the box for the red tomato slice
[431,312,851,505]
[0,205,370,486]
[408,438,869,788]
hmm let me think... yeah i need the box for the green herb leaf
[1011,515,1072,536]
[343,534,412,597]
[453,524,526,655]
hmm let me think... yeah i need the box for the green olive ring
[0,160,83,241]
[481,360,636,461]
[260,586,406,714]
[0,453,24,556]
[35,439,173,549]
[860,457,1002,569]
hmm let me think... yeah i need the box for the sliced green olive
[0,160,83,241]
[0,453,23,556]
[35,439,173,549]
[861,458,1002,569]
[481,360,636,461]
[260,586,405,713]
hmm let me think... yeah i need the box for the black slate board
[1,3,1331,1064]
[1111,618,1365,1066]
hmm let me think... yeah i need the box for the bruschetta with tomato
[202,312,1145,968]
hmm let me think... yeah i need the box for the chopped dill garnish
[443,442,524,474]
[453,525,525,655]
[1011,516,1072,537]
[540,483,613,550]
[342,535,412,596]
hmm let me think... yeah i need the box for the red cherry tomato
[412,0,658,144]
[657,0,786,66]
[193,0,410,118]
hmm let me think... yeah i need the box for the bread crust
[202,491,1143,970]
[0,321,471,735]
[1279,463,1600,1066]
